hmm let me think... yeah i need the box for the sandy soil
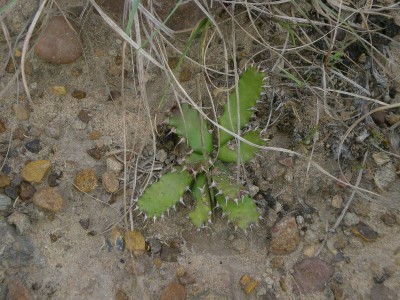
[1,1,400,299]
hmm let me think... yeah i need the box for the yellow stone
[0,172,11,188]
[125,230,145,255]
[50,85,67,95]
[303,245,316,257]
[15,49,22,57]
[22,160,51,183]
[240,274,258,294]
[74,169,97,193]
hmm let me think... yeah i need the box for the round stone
[33,187,63,213]
[74,169,98,193]
[34,16,82,64]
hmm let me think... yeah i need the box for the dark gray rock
[0,220,34,268]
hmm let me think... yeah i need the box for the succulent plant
[137,67,266,229]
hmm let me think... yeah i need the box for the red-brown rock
[270,216,300,255]
[34,16,82,64]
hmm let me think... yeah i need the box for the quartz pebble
[107,157,123,174]
[331,195,343,208]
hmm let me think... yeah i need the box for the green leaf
[218,130,265,163]
[219,67,264,145]
[189,174,211,228]
[217,195,259,230]
[137,168,193,218]
[169,103,213,154]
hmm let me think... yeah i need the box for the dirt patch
[1,1,400,299]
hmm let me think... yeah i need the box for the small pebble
[71,90,87,99]
[74,169,98,193]
[25,139,41,153]
[107,157,123,174]
[374,162,397,190]
[303,244,315,257]
[385,114,400,125]
[79,218,90,230]
[108,90,121,101]
[102,170,119,193]
[77,108,93,124]
[278,156,293,167]
[0,119,6,133]
[330,282,344,300]
[115,290,128,300]
[73,119,87,130]
[44,123,62,139]
[87,147,103,160]
[4,186,19,200]
[351,221,379,242]
[13,103,30,121]
[331,195,343,208]
[292,258,334,294]
[155,149,168,163]
[372,152,391,166]
[380,212,397,226]
[270,216,300,255]
[111,226,125,251]
[343,212,360,227]
[47,172,60,187]
[248,185,259,197]
[296,215,304,226]
[159,282,186,300]
[22,160,51,183]
[160,243,180,262]
[125,230,146,256]
[89,130,101,140]
[7,211,31,235]
[370,283,397,300]
[0,194,12,210]
[176,267,196,285]
[49,85,67,95]
[19,181,36,201]
[371,111,387,126]
[13,127,27,141]
[32,187,63,212]
[0,172,11,188]
[240,274,258,294]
